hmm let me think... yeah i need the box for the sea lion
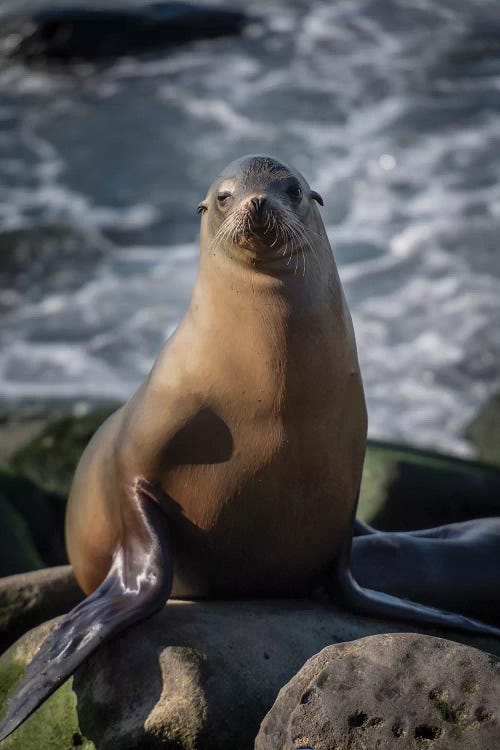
[1,154,499,741]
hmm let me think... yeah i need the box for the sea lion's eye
[287,185,302,202]
[217,192,232,205]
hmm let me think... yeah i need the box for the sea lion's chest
[140,327,361,595]
[155,313,346,520]
[119,293,365,595]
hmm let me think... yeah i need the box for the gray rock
[256,633,500,750]
[0,223,107,304]
[3,4,248,64]
[2,600,500,749]
[9,407,118,500]
[0,565,82,652]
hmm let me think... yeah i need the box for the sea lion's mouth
[235,206,289,248]
[211,203,310,270]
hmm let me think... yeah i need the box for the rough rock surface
[1,600,500,750]
[0,566,82,652]
[256,633,500,750]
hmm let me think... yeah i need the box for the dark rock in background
[358,440,500,530]
[465,391,500,468]
[4,3,248,64]
[9,406,117,498]
[0,224,108,309]
[256,633,500,750]
[0,472,58,575]
[0,405,118,579]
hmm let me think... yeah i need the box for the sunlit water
[0,0,499,455]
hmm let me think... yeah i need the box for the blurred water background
[0,0,499,455]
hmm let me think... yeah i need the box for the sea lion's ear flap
[311,191,324,206]
[197,201,208,215]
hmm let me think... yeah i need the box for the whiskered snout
[234,198,297,248]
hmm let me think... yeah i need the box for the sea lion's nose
[250,195,267,215]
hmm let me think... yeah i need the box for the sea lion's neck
[192,231,340,324]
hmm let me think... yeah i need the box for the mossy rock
[0,567,83,653]
[0,470,66,573]
[10,407,119,500]
[0,621,94,750]
[358,440,500,530]
[465,391,500,468]
[0,493,44,576]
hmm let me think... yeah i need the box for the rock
[4,3,248,63]
[0,621,94,750]
[0,224,107,307]
[358,440,500,530]
[0,409,48,467]
[465,391,500,468]
[1,600,500,750]
[0,470,67,575]
[0,566,82,653]
[256,633,500,750]
[9,407,118,499]
[0,406,116,579]
[0,490,43,578]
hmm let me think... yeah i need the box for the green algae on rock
[10,407,118,500]
[357,440,500,530]
[0,621,94,750]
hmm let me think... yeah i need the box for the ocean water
[0,0,499,455]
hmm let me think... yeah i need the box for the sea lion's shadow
[164,407,233,465]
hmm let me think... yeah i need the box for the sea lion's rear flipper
[336,568,500,636]
[353,518,376,536]
[0,480,172,742]
[349,519,500,629]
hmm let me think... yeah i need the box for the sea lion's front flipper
[0,480,172,742]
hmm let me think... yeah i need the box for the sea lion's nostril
[251,196,267,215]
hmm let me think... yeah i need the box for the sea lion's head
[197,155,324,269]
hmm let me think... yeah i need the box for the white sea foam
[0,0,499,456]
